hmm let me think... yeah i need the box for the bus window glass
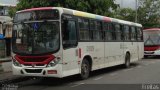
[90,21,96,30]
[107,23,114,41]
[97,21,103,40]
[63,20,77,48]
[115,24,121,41]
[124,25,130,41]
[90,21,102,41]
[78,18,89,40]
[137,28,143,41]
[131,27,136,41]
[104,23,108,40]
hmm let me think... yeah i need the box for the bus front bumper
[144,50,160,56]
[12,64,63,78]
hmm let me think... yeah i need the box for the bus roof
[17,7,53,12]
[143,28,160,31]
[17,7,142,27]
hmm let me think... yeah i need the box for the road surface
[2,57,160,90]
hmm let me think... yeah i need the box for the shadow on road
[18,63,140,88]
[143,55,160,60]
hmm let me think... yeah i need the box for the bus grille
[23,57,48,62]
[25,69,42,73]
[23,64,45,67]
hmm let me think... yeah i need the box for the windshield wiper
[144,36,155,45]
[157,36,160,45]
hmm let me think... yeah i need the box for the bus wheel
[124,53,130,68]
[80,59,90,79]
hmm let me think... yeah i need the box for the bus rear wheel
[124,53,130,68]
[80,59,90,79]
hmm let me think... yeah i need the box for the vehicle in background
[144,28,160,58]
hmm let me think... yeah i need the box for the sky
[115,0,137,9]
[0,0,17,6]
[0,0,136,9]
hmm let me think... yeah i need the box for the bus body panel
[138,42,144,59]
[62,47,80,77]
[144,49,160,56]
[105,42,124,68]
[124,42,139,62]
[78,42,105,71]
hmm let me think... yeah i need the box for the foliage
[9,0,160,29]
[8,7,17,18]
[9,0,118,17]
[16,0,54,10]
[113,8,136,22]
[138,0,160,28]
[113,0,160,28]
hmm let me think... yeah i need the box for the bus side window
[124,25,130,41]
[137,27,143,41]
[62,20,77,49]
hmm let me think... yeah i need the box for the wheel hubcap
[82,64,88,75]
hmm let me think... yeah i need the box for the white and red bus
[144,28,160,57]
[12,7,143,79]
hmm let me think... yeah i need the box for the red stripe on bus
[103,17,111,22]
[144,28,160,31]
[79,48,81,58]
[20,7,53,12]
[14,55,55,64]
[144,46,160,51]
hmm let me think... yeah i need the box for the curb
[0,59,12,73]
[0,71,12,74]
[0,59,12,63]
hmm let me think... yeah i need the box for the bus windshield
[12,21,60,55]
[144,30,160,46]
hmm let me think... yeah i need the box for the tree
[113,8,136,22]
[138,0,160,28]
[9,0,118,17]
[8,7,17,18]
[16,0,53,10]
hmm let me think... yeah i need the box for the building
[0,4,14,58]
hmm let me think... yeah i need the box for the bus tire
[80,59,90,79]
[124,53,130,68]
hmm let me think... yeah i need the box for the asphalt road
[3,57,160,90]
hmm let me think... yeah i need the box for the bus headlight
[47,58,60,67]
[13,59,22,67]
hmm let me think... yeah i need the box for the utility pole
[135,0,138,22]
[121,0,123,8]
